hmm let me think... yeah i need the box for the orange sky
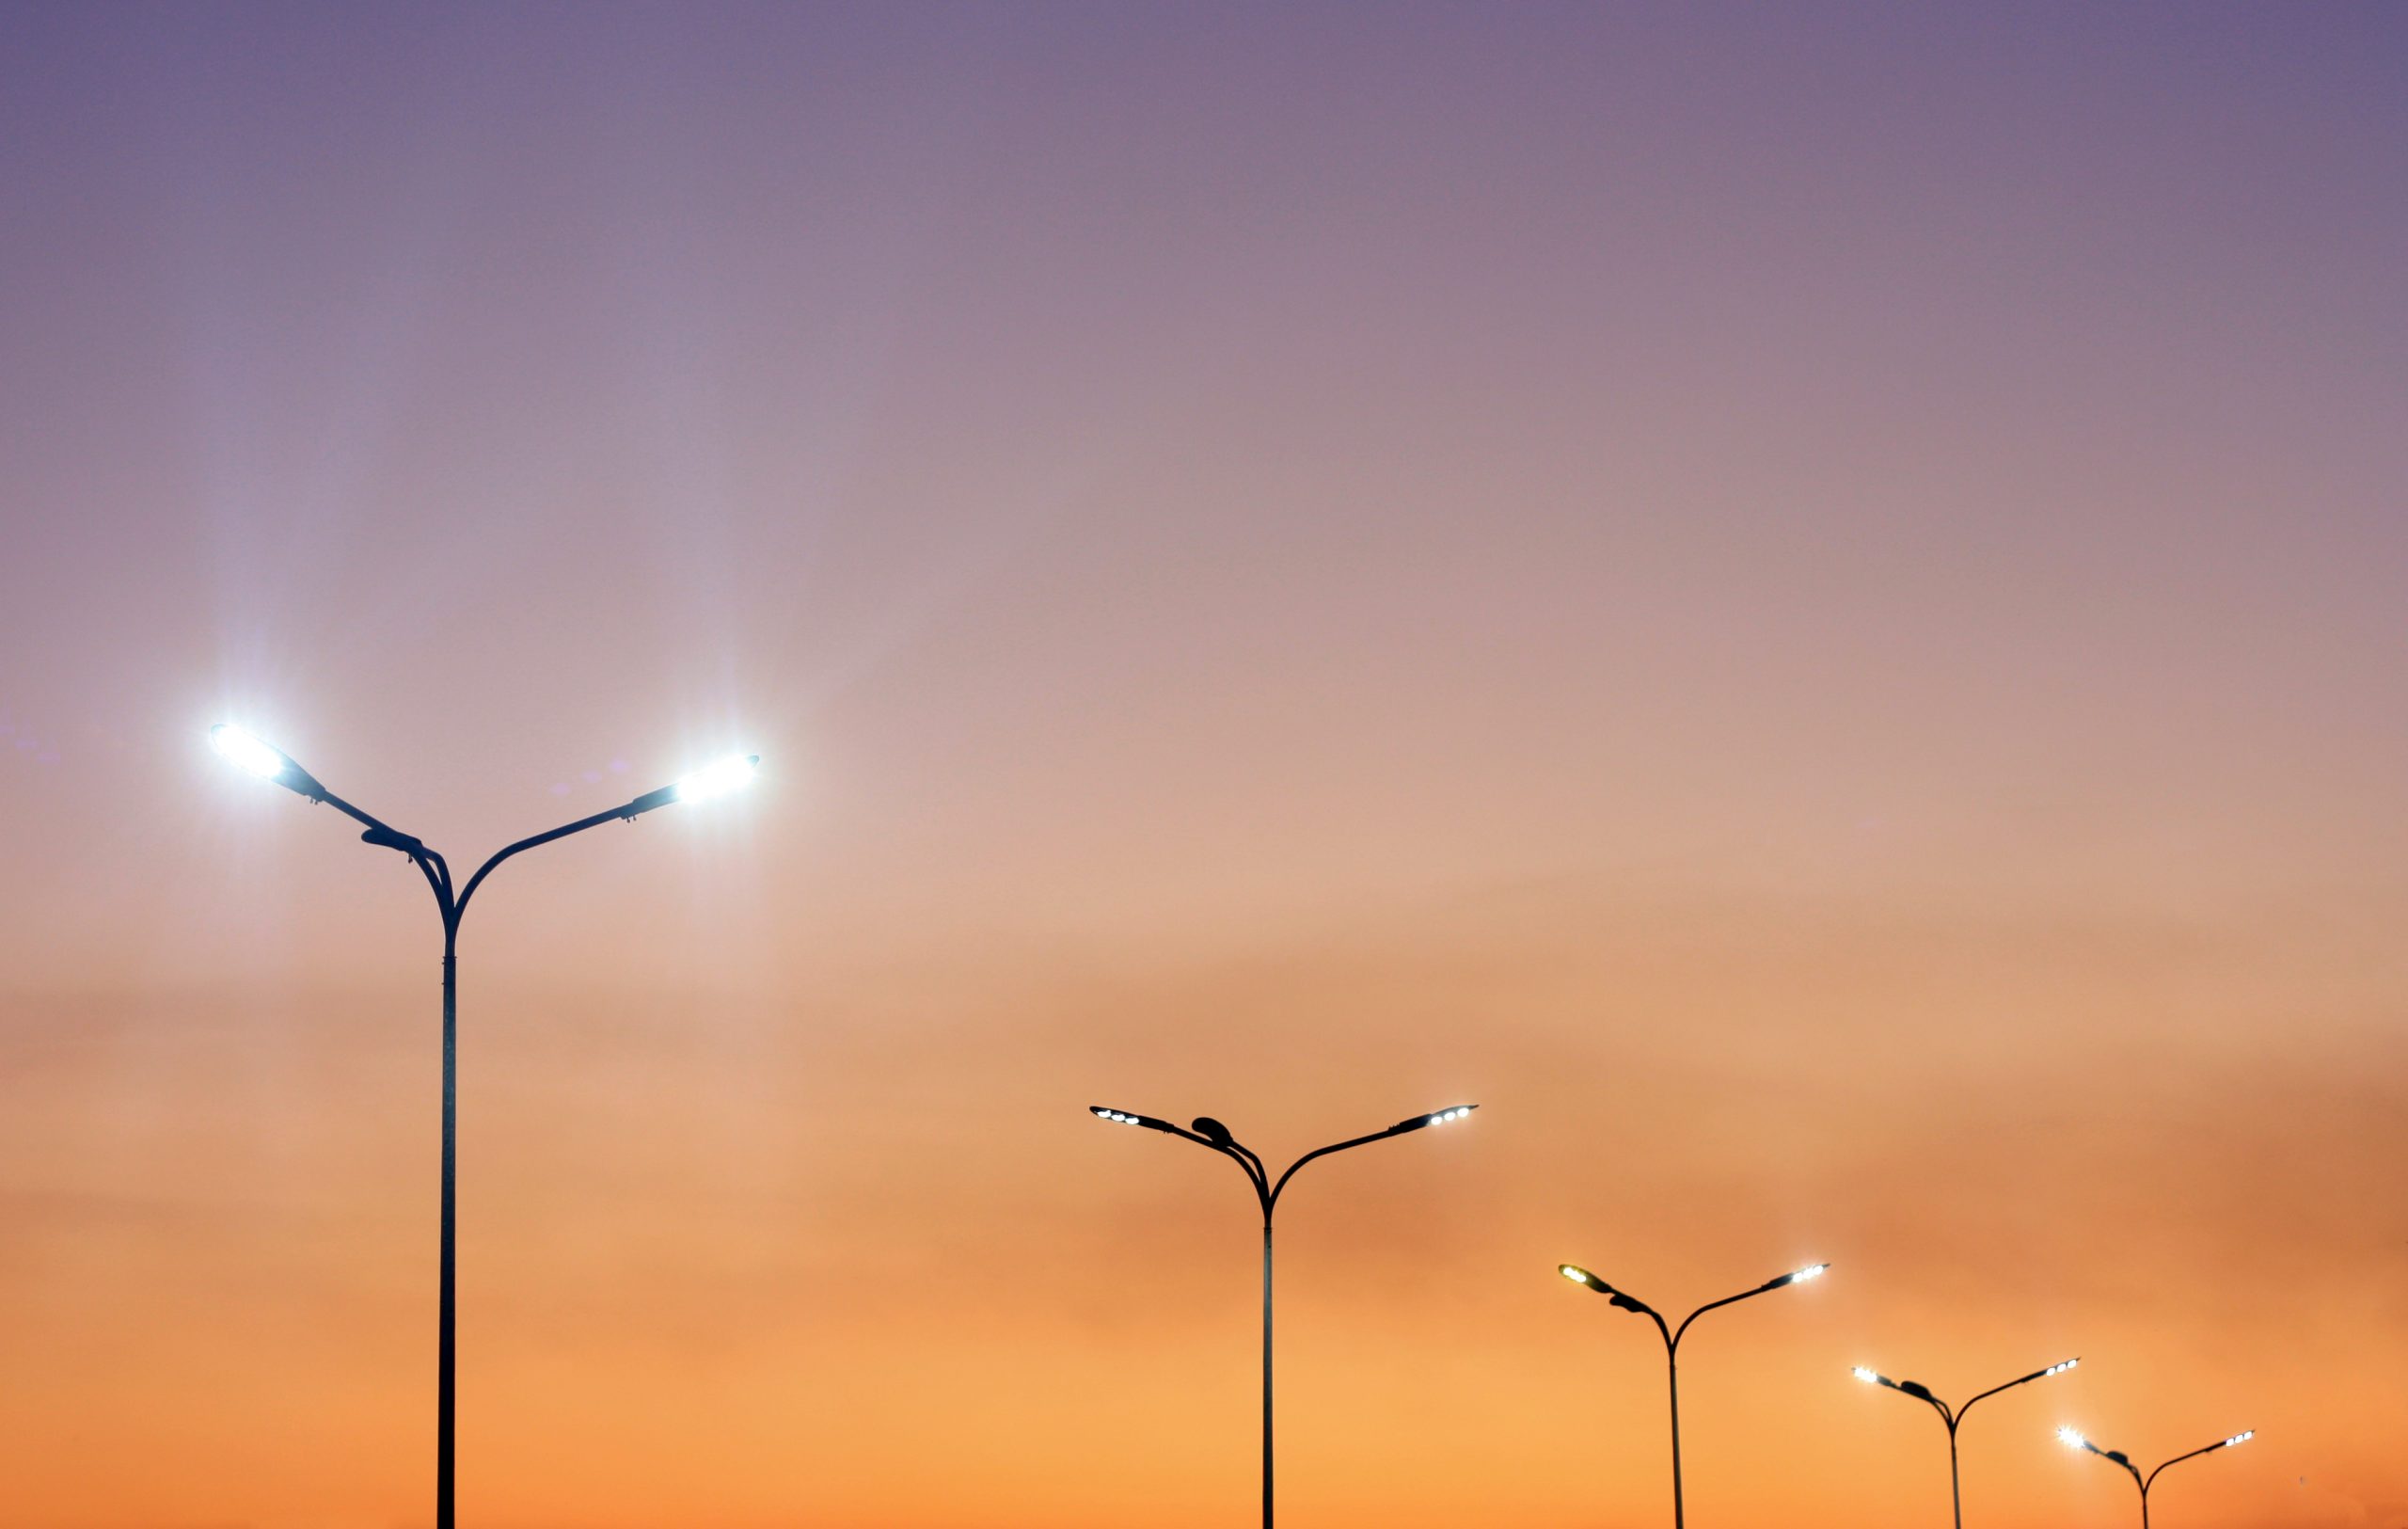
[3,5,2404,1527]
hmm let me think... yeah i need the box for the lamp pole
[209,725,758,1529]
[1850,1358,2079,1528]
[1088,1102,1478,1529]
[1556,1260,1830,1529]
[2059,1426,2256,1529]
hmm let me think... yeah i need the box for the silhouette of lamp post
[2058,1425,2256,1529]
[209,723,758,1529]
[1557,1260,1830,1529]
[1088,1103,1477,1529]
[1850,1358,2078,1528]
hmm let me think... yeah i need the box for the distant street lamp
[2058,1425,2255,1529]
[1851,1357,2078,1528]
[1088,1103,1478,1529]
[1557,1260,1830,1529]
[209,723,758,1529]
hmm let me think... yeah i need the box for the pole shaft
[1668,1348,1684,1529]
[1261,1222,1274,1529]
[1949,1424,1962,1529]
[437,943,457,1529]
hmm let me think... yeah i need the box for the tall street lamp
[1088,1103,1478,1529]
[2058,1425,2256,1529]
[1557,1259,1830,1529]
[209,723,758,1529]
[1850,1357,2078,1528]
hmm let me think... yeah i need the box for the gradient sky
[3,4,2404,1527]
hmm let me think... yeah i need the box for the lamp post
[2058,1425,2255,1529]
[1850,1358,2078,1528]
[1556,1260,1829,1529]
[1088,1103,1477,1529]
[209,723,758,1529]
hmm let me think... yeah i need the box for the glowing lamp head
[1559,1264,1596,1287]
[1852,1366,1882,1385]
[210,724,290,780]
[2059,1427,2090,1452]
[2046,1358,2080,1377]
[1090,1107,1145,1126]
[1782,1263,1830,1286]
[674,754,759,802]
[1399,1104,1477,1132]
[2221,1430,2254,1449]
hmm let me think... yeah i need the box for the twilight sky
[2,5,2403,1527]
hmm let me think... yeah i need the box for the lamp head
[1089,1106,1178,1135]
[1191,1117,1235,1147]
[2059,1426,2092,1453]
[2219,1430,2255,1449]
[674,754,760,802]
[210,724,324,799]
[1852,1366,1890,1388]
[1770,1263,1830,1288]
[2045,1358,2080,1378]
[1395,1104,1477,1133]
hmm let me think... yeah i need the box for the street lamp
[209,723,757,1529]
[1851,1357,2078,1528]
[1088,1103,1477,1529]
[1557,1259,1829,1528]
[2059,1425,2256,1529]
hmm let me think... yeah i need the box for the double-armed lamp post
[1850,1357,2079,1528]
[1088,1102,1477,1529]
[1556,1260,1829,1529]
[2059,1425,2256,1529]
[209,723,758,1529]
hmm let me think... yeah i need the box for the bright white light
[2223,1431,2254,1448]
[1852,1366,1879,1384]
[674,754,758,802]
[210,724,287,780]
[1559,1266,1592,1284]
[2048,1359,2080,1376]
[1790,1264,1830,1283]
[2059,1427,2088,1451]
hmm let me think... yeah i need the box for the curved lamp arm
[1854,1368,1956,1427]
[2145,1432,2255,1495]
[1089,1107,1271,1212]
[452,756,757,922]
[1957,1357,2078,1425]
[1558,1266,1672,1348]
[1265,1129,1395,1214]
[453,801,648,921]
[2061,1429,2146,1492]
[1266,1106,1476,1216]
[1671,1265,1830,1353]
